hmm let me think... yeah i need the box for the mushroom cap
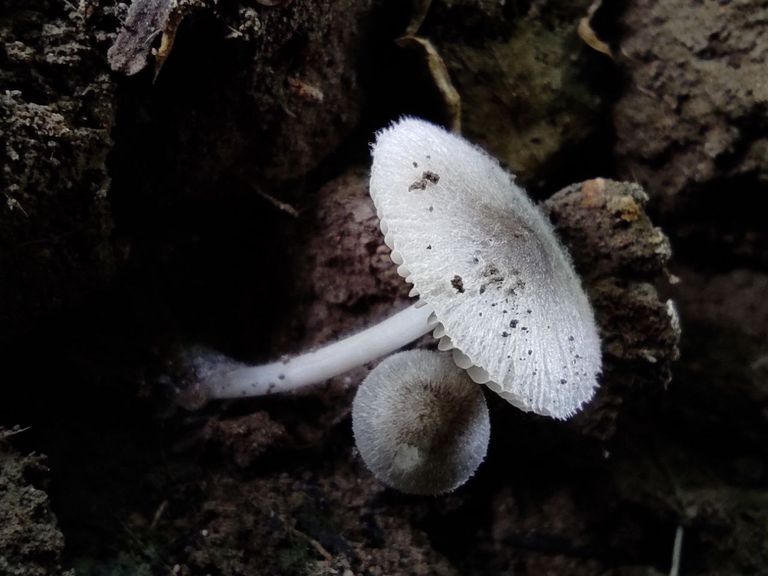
[352,350,490,495]
[369,117,602,419]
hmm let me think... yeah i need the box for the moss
[417,1,605,185]
[447,21,601,178]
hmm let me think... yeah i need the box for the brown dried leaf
[395,35,461,133]
[108,0,173,76]
[577,0,613,59]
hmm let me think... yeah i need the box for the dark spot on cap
[426,244,432,250]
[428,205,434,212]
[501,331,509,337]
[479,285,486,294]
[527,349,532,355]
[412,161,418,168]
[560,379,568,385]
[451,275,465,293]
[568,335,575,342]
[278,374,285,380]
[509,319,518,328]
[410,171,440,192]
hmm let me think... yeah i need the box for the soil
[0,429,73,576]
[1,0,766,575]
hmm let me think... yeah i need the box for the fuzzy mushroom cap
[352,350,490,495]
[369,118,602,419]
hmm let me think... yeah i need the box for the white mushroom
[352,350,490,495]
[175,118,600,419]
[369,117,602,418]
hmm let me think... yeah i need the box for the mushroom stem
[205,303,437,399]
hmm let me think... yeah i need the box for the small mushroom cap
[370,117,602,419]
[352,350,490,495]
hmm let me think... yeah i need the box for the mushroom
[352,349,490,495]
[175,117,600,419]
[369,117,601,418]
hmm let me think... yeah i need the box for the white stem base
[206,303,436,399]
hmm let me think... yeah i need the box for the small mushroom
[173,118,600,419]
[352,350,490,495]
